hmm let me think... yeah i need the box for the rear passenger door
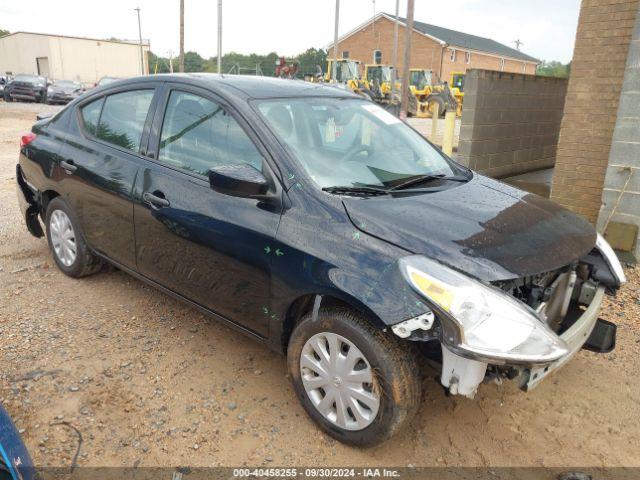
[133,85,282,337]
[59,85,159,268]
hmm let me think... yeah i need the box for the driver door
[133,84,282,337]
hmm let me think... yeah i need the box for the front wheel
[287,307,422,447]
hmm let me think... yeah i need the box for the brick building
[328,13,539,82]
[550,0,640,254]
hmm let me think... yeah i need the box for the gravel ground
[0,101,639,468]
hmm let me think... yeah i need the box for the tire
[45,197,103,278]
[287,307,422,447]
[426,94,447,118]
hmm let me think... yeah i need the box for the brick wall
[597,3,640,253]
[334,16,537,81]
[550,0,639,223]
[456,69,568,178]
[336,16,444,77]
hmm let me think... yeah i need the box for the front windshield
[15,75,45,84]
[452,74,465,91]
[256,97,458,189]
[336,61,358,82]
[410,70,431,90]
[369,67,392,84]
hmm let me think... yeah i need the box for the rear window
[94,90,154,152]
[80,97,104,136]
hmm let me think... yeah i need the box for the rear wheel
[45,197,102,277]
[287,307,422,447]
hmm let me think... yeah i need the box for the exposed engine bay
[422,246,621,398]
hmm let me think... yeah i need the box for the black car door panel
[133,85,282,336]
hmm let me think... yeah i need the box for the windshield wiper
[387,173,468,191]
[322,185,390,196]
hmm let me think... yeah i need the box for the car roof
[106,73,359,100]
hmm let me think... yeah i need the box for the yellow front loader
[409,69,461,118]
[449,72,465,116]
[324,59,375,101]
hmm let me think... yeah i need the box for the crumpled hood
[342,175,596,281]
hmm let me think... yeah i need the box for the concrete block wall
[597,2,640,254]
[456,69,568,178]
[550,0,639,223]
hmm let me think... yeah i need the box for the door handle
[60,160,77,173]
[142,191,170,209]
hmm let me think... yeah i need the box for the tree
[148,51,171,74]
[0,29,10,37]
[149,46,328,78]
[537,60,570,78]
[184,51,204,72]
[296,48,327,76]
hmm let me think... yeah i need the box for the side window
[96,90,154,152]
[158,90,263,176]
[80,97,104,136]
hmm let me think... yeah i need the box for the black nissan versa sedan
[16,74,625,446]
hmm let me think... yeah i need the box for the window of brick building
[373,50,382,64]
[449,48,456,62]
[500,58,505,71]
[342,51,349,59]
[465,51,471,64]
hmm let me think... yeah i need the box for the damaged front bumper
[396,281,613,398]
[438,284,611,397]
[520,285,606,391]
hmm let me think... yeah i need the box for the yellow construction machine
[409,68,461,118]
[364,64,399,99]
[324,59,375,100]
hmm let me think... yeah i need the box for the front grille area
[493,268,566,311]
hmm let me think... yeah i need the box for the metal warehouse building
[0,32,150,85]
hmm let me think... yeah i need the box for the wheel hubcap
[50,210,77,267]
[300,332,380,431]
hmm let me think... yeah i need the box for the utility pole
[371,0,375,48]
[391,0,400,102]
[134,7,144,75]
[217,0,222,73]
[332,0,339,82]
[399,0,415,120]
[179,0,185,72]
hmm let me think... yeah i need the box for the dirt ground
[0,101,639,468]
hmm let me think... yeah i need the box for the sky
[1,0,581,63]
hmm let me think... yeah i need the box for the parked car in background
[95,76,119,88]
[3,74,48,103]
[15,74,625,447]
[0,75,8,98]
[46,80,84,104]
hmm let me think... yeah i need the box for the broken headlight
[596,233,626,284]
[399,255,569,364]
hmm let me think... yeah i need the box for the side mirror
[208,164,269,198]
